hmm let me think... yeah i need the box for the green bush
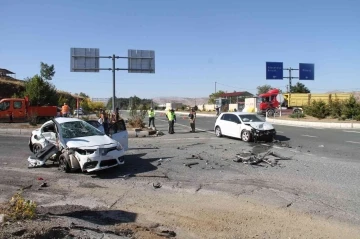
[303,100,329,119]
[329,98,343,118]
[354,115,360,121]
[342,95,360,119]
[289,112,305,118]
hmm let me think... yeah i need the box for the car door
[40,122,57,144]
[12,100,26,122]
[228,115,242,138]
[108,120,128,151]
[219,113,232,136]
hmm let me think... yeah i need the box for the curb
[127,130,150,138]
[266,118,360,129]
[0,128,33,135]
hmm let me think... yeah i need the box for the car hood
[245,122,274,130]
[65,135,117,149]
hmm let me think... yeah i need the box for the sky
[1,0,359,99]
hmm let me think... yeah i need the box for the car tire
[58,153,71,173]
[32,143,42,154]
[241,130,252,142]
[267,109,275,117]
[215,126,222,137]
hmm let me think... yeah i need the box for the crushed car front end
[70,142,125,173]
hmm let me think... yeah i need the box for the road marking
[261,144,270,146]
[301,135,318,138]
[272,146,282,149]
[346,141,360,144]
[289,149,300,153]
[277,131,284,133]
[343,130,360,134]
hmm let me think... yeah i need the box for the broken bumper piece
[28,156,46,168]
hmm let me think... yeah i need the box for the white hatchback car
[214,112,276,142]
[28,117,128,173]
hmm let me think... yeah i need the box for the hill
[152,96,209,106]
[0,76,25,99]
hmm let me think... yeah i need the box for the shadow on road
[274,134,291,142]
[90,153,173,179]
[38,205,137,225]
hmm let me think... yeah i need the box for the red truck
[0,96,58,123]
[257,89,281,116]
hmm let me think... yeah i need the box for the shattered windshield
[239,114,264,123]
[59,121,104,139]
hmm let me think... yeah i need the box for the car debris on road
[233,150,291,167]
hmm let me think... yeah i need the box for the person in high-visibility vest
[166,109,176,134]
[148,108,156,128]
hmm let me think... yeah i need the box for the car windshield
[59,120,104,138]
[239,114,264,123]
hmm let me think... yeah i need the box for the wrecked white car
[214,112,276,142]
[28,117,128,173]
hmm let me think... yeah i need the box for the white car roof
[221,112,257,116]
[54,117,84,124]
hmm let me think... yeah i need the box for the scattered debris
[233,150,291,167]
[19,185,32,191]
[40,182,48,188]
[287,202,293,207]
[186,154,204,160]
[156,131,165,136]
[37,177,44,181]
[0,214,5,224]
[156,230,177,237]
[319,145,324,148]
[273,140,291,148]
[184,162,199,168]
[153,182,162,189]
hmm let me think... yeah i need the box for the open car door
[108,119,128,151]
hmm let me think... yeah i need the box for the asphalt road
[122,111,360,162]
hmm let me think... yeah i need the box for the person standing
[148,108,155,128]
[166,108,176,134]
[188,108,196,133]
[102,110,109,135]
[61,103,70,117]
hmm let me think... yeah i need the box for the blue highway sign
[266,62,283,80]
[299,63,315,80]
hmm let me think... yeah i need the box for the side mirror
[34,135,39,140]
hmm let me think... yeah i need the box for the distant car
[73,109,84,115]
[214,112,276,142]
[28,117,128,173]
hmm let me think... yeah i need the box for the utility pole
[215,81,217,93]
[283,67,298,92]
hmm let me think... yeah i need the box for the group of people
[147,107,197,134]
[98,107,120,135]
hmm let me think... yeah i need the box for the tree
[256,85,272,95]
[208,90,225,104]
[79,92,89,98]
[40,62,56,81]
[24,75,58,106]
[290,82,310,93]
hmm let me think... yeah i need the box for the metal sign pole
[71,48,155,112]
[112,54,116,113]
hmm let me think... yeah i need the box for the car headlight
[116,142,123,150]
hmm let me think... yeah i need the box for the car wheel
[215,126,222,137]
[241,130,252,142]
[32,143,42,154]
[267,109,275,117]
[58,153,71,173]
